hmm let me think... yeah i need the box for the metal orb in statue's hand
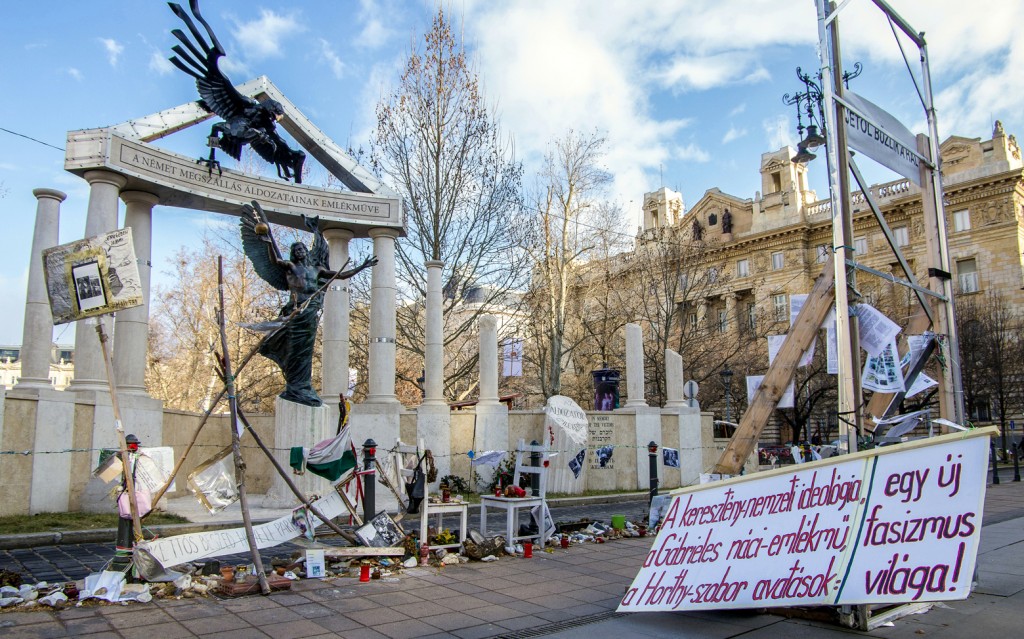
[254,222,269,236]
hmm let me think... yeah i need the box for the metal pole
[530,440,541,497]
[991,442,1000,485]
[362,439,377,521]
[1012,445,1020,482]
[816,0,858,454]
[648,442,659,506]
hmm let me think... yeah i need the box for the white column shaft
[113,191,158,395]
[478,314,499,405]
[624,322,647,407]
[69,171,127,393]
[424,260,445,404]
[367,228,398,403]
[664,349,685,407]
[17,189,67,388]
[322,229,353,402]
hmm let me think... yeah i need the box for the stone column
[423,260,445,405]
[623,322,647,407]
[322,228,353,404]
[478,314,499,405]
[366,228,399,404]
[664,349,685,408]
[68,170,127,394]
[16,189,66,390]
[725,292,737,333]
[113,191,158,395]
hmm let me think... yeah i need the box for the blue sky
[1,0,1021,346]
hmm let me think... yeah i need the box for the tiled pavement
[1,479,1022,638]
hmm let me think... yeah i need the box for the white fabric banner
[137,491,347,570]
[619,432,990,611]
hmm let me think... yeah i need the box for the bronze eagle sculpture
[167,0,306,183]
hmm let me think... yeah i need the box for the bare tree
[147,235,284,412]
[370,8,525,401]
[521,130,612,399]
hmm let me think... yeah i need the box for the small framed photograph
[354,511,404,547]
[72,260,106,311]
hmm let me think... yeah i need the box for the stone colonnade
[21,170,400,405]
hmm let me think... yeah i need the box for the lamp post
[720,367,734,423]
[782,64,860,166]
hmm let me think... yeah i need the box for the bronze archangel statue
[167,0,306,182]
[240,201,376,406]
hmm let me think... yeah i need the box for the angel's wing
[302,215,330,271]
[168,1,254,124]
[240,203,289,291]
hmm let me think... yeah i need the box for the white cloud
[722,126,747,144]
[319,39,345,79]
[67,67,83,82]
[729,103,747,117]
[763,114,795,151]
[148,50,174,76]
[218,56,250,79]
[99,38,124,67]
[232,10,305,60]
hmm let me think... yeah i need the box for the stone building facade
[635,122,1024,444]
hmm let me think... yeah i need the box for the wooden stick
[95,321,143,541]
[150,257,362,509]
[231,403,355,539]
[217,257,270,595]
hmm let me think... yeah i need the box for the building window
[893,226,909,247]
[678,272,688,290]
[953,209,970,232]
[773,294,787,322]
[688,313,698,331]
[737,259,749,278]
[771,251,784,270]
[816,244,829,263]
[854,237,868,255]
[718,310,728,333]
[708,267,719,283]
[957,258,979,293]
[970,395,991,422]
[771,171,782,193]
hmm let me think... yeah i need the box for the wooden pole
[150,262,356,509]
[95,321,143,541]
[231,403,354,538]
[217,257,270,595]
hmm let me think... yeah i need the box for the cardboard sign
[619,429,992,612]
[43,228,143,324]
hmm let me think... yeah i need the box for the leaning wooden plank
[714,255,836,474]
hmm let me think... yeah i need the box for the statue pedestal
[262,398,332,508]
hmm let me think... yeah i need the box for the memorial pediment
[64,76,403,237]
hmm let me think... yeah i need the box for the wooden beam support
[714,256,836,474]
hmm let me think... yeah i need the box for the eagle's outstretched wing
[168,1,255,133]
[301,215,331,272]
[240,202,289,292]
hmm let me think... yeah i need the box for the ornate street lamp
[782,63,861,164]
[720,366,734,423]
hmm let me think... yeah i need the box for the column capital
[82,170,128,190]
[32,188,67,203]
[368,227,400,240]
[425,260,445,269]
[323,228,355,242]
[120,190,159,207]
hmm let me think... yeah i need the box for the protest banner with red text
[618,428,994,611]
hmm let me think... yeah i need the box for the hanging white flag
[502,338,523,377]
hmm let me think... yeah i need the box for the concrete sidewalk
[1,480,1022,638]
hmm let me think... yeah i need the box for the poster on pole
[618,428,993,612]
[43,228,143,324]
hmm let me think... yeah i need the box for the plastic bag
[117,486,152,519]
[187,447,238,513]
